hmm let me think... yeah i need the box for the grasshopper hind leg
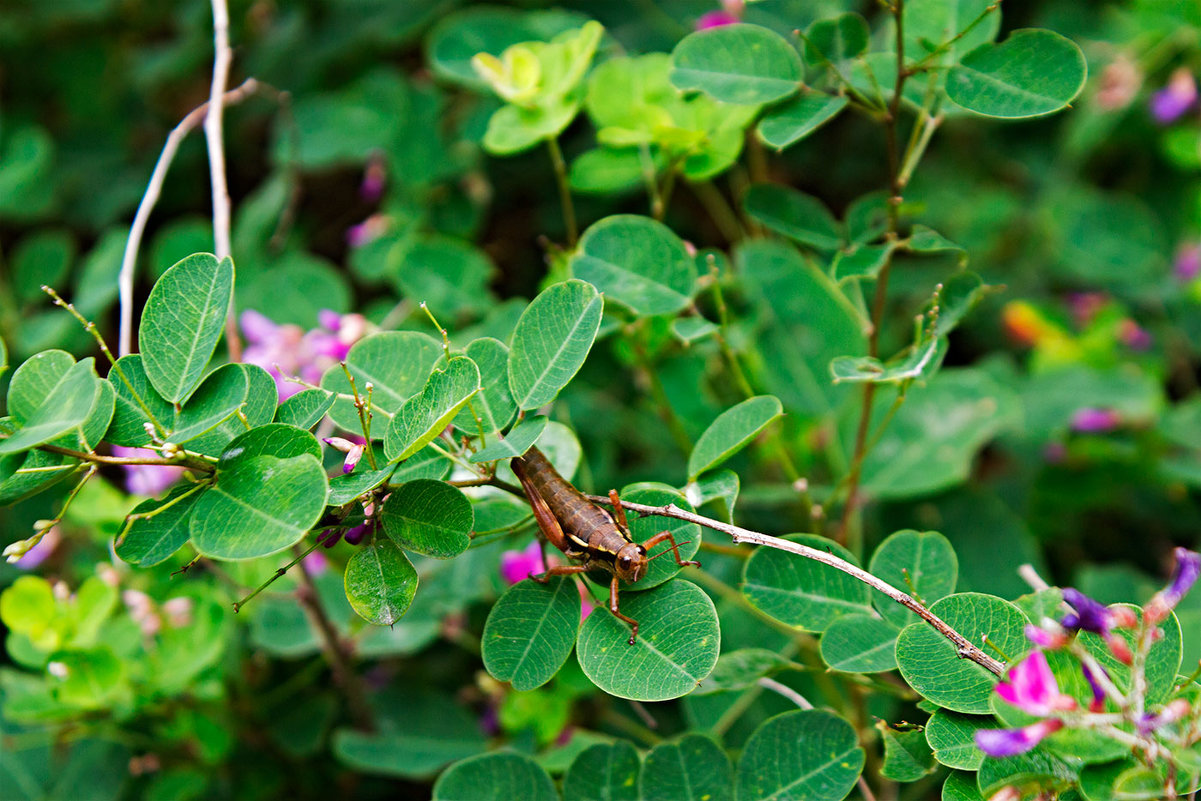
[608,575,640,645]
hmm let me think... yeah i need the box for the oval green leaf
[670,24,802,105]
[380,479,473,558]
[190,454,328,560]
[139,253,234,403]
[819,613,900,673]
[742,534,872,632]
[384,357,481,463]
[276,388,336,431]
[576,580,719,701]
[802,13,869,67]
[895,592,1027,713]
[218,423,322,467]
[570,215,697,316]
[868,529,958,628]
[469,415,548,463]
[321,331,443,432]
[758,92,848,151]
[344,539,419,626]
[743,184,843,251]
[433,752,557,801]
[115,485,203,567]
[688,395,782,480]
[482,577,580,692]
[563,741,641,801]
[945,29,1087,119]
[0,358,100,455]
[107,354,173,446]
[924,709,988,770]
[166,363,248,447]
[642,734,733,801]
[453,338,517,437]
[737,709,865,801]
[508,279,603,411]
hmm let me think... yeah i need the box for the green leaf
[758,92,847,150]
[483,577,580,692]
[321,331,443,432]
[946,30,1087,119]
[165,364,248,449]
[189,454,328,560]
[434,752,558,801]
[924,709,988,770]
[641,734,733,801]
[344,539,419,626]
[671,316,719,344]
[6,351,75,420]
[0,576,57,647]
[895,592,1027,713]
[218,423,322,467]
[453,338,517,437]
[483,100,580,155]
[830,244,895,283]
[139,253,234,403]
[106,354,173,446]
[830,338,948,385]
[115,485,203,567]
[0,358,100,454]
[48,646,126,709]
[380,479,474,558]
[390,235,495,318]
[469,416,548,463]
[803,13,869,67]
[941,771,984,801]
[869,530,958,628]
[576,581,719,701]
[12,229,74,304]
[688,395,782,480]
[670,24,802,105]
[428,7,589,88]
[570,215,697,316]
[328,466,396,506]
[563,741,641,801]
[738,240,866,417]
[276,389,336,430]
[975,748,1077,797]
[743,184,843,251]
[508,280,603,411]
[1080,605,1182,704]
[695,648,795,694]
[860,368,1020,499]
[819,614,900,673]
[933,272,988,337]
[569,147,649,194]
[737,709,865,801]
[384,357,481,462]
[683,469,740,522]
[903,0,1000,67]
[879,725,936,782]
[334,688,486,779]
[742,534,872,632]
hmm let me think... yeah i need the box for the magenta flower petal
[1150,68,1197,124]
[501,542,545,585]
[240,309,279,345]
[1070,407,1122,433]
[696,10,740,29]
[995,651,1068,716]
[975,719,1063,757]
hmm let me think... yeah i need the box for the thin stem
[293,545,375,731]
[837,0,909,545]
[232,536,326,613]
[629,326,693,455]
[587,494,1005,675]
[691,180,744,244]
[37,443,215,473]
[117,78,259,356]
[205,0,241,362]
[757,677,813,709]
[546,137,578,246]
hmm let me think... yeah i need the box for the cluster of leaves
[2,0,1201,800]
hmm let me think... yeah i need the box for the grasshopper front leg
[608,575,640,645]
[643,530,701,569]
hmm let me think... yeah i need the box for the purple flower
[241,309,367,401]
[112,446,185,496]
[995,652,1076,716]
[1060,588,1114,634]
[303,550,328,575]
[343,522,371,546]
[346,214,389,248]
[975,719,1064,757]
[1137,699,1192,734]
[501,541,545,585]
[696,0,743,29]
[1070,408,1122,433]
[1145,547,1201,624]
[1175,243,1201,282]
[1150,68,1197,124]
[1080,661,1108,713]
[324,436,366,474]
[360,153,386,202]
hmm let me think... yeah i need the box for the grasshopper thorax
[614,542,648,583]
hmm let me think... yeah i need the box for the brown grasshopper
[510,446,700,644]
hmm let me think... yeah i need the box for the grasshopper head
[615,542,648,583]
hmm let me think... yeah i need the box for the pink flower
[324,436,366,473]
[112,446,185,496]
[976,719,1064,757]
[1097,54,1142,111]
[346,214,390,248]
[241,309,367,401]
[994,652,1077,716]
[696,0,743,29]
[501,542,546,585]
[1150,68,1197,124]
[1070,407,1122,433]
[1145,547,1201,624]
[1117,319,1152,351]
[1025,623,1069,650]
[360,152,386,202]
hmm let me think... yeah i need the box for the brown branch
[586,493,1005,676]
